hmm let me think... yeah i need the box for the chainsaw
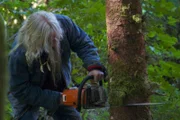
[62,76,166,112]
[62,76,107,112]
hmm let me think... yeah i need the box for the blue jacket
[8,14,102,117]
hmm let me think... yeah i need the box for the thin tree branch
[7,33,17,42]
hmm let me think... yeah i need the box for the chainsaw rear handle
[76,75,103,112]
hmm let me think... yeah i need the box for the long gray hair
[12,11,63,84]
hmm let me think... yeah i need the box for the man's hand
[88,70,104,83]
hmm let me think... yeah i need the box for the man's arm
[61,15,105,71]
[9,51,61,110]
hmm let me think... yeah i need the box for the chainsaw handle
[77,76,93,112]
[77,75,104,112]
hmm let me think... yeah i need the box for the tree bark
[106,0,152,120]
[0,14,7,120]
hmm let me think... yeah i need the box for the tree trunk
[0,14,7,120]
[106,0,152,120]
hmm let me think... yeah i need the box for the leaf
[157,33,177,48]
[148,31,156,38]
[172,50,180,59]
[160,61,180,78]
[168,16,177,26]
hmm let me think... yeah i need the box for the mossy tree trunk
[0,14,7,120]
[106,0,152,120]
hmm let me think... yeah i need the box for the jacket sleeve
[8,51,60,110]
[61,15,102,69]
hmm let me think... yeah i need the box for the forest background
[0,0,180,120]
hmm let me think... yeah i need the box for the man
[8,11,106,120]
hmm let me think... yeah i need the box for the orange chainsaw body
[62,88,85,108]
[62,76,107,112]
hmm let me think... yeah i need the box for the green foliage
[81,108,109,120]
[144,0,180,119]
[4,99,13,120]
